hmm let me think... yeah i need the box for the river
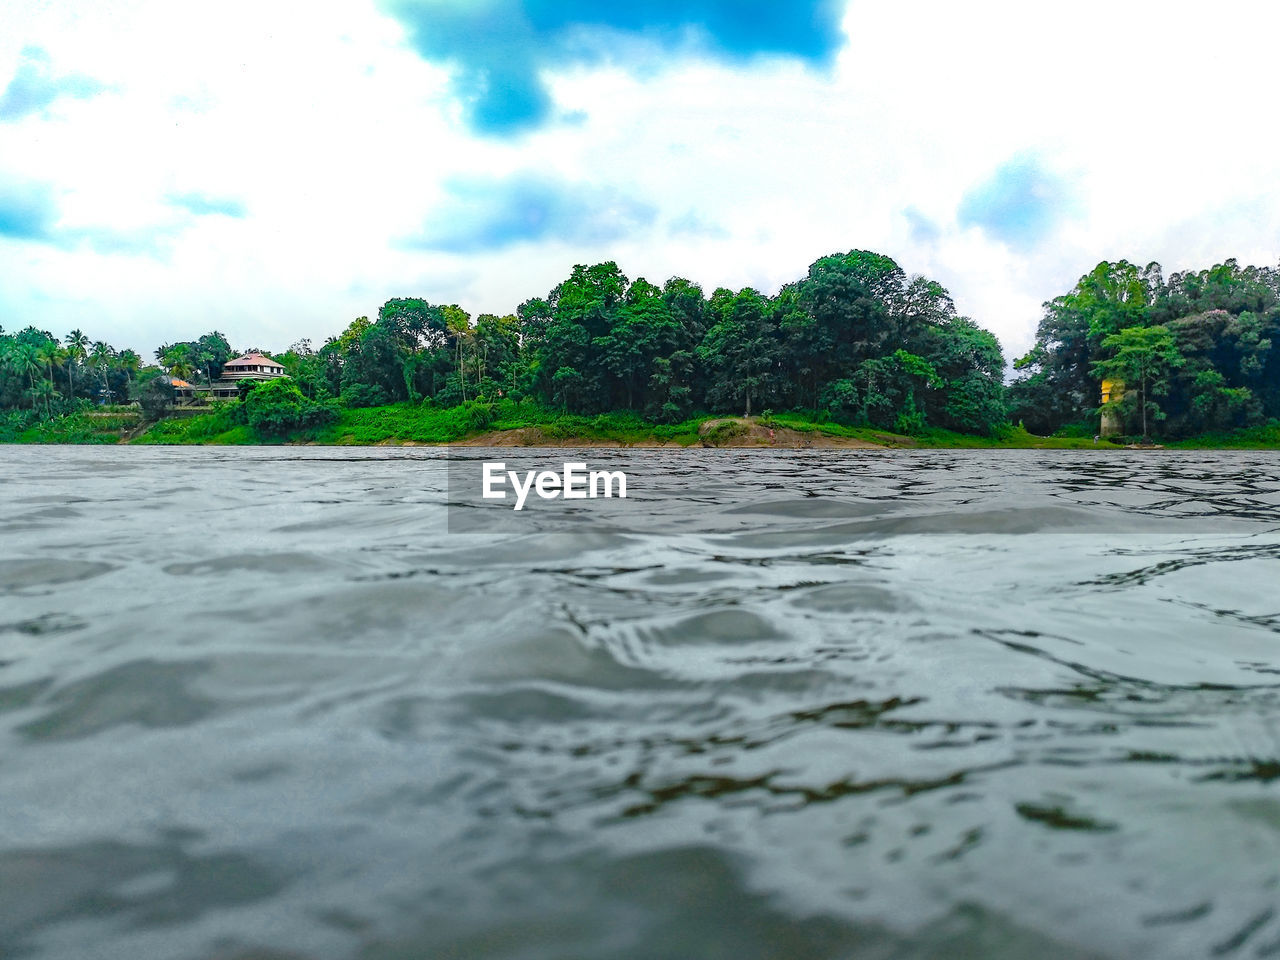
[2,447,1279,959]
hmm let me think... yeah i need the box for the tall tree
[65,329,89,400]
[1093,325,1184,439]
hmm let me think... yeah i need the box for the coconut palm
[35,342,58,416]
[90,341,115,401]
[117,349,141,381]
[157,342,195,382]
[30,379,57,417]
[65,329,89,400]
[13,343,43,411]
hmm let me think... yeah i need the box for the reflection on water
[1,447,1279,959]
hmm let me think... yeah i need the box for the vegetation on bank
[119,399,1152,448]
[0,407,141,444]
[3,249,1278,448]
[11,395,1278,448]
[1011,259,1280,439]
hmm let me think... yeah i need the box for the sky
[2,0,1279,362]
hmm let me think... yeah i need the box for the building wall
[1100,379,1124,437]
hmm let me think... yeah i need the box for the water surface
[2,447,1279,959]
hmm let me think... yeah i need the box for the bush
[340,382,391,408]
[459,400,495,432]
[243,378,337,438]
[132,371,174,419]
[818,379,860,423]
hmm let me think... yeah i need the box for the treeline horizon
[3,251,1278,440]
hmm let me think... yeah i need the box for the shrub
[340,382,391,408]
[243,378,337,438]
[132,371,174,419]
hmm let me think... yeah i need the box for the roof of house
[225,352,283,368]
[171,378,192,388]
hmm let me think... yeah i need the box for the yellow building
[1100,379,1124,437]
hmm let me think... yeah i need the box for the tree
[1093,325,1184,439]
[35,342,58,416]
[699,287,779,416]
[158,342,196,382]
[13,343,42,411]
[917,317,1007,434]
[65,328,88,400]
[90,341,116,401]
[133,368,174,419]
[242,377,336,438]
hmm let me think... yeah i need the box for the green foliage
[701,420,748,444]
[135,414,256,445]
[1169,419,1280,449]
[0,409,138,444]
[340,382,392,408]
[242,377,337,438]
[1013,257,1280,439]
[132,369,174,419]
[10,250,1280,448]
[1092,325,1184,438]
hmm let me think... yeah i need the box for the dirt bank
[453,418,895,448]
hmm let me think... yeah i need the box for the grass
[18,399,1279,449]
[1167,420,1280,449]
[759,411,1101,448]
[132,403,259,445]
[1,409,141,444]
[307,401,707,446]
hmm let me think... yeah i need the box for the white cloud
[1,0,1278,360]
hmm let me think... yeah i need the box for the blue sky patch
[668,209,727,239]
[383,0,844,134]
[407,173,656,252]
[903,206,940,245]
[0,46,103,122]
[957,154,1070,248]
[0,181,56,240]
[169,193,248,218]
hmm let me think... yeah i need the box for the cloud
[0,178,173,256]
[0,181,57,240]
[957,153,1072,248]
[668,209,727,239]
[903,206,940,245]
[405,173,656,252]
[382,0,844,134]
[169,192,247,218]
[0,46,104,122]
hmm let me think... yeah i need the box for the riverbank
[6,402,1280,448]
[122,405,1107,448]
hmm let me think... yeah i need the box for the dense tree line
[276,250,1009,435]
[0,325,142,417]
[5,250,1276,441]
[1010,259,1280,438]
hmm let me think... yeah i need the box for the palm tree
[35,343,58,417]
[14,343,43,411]
[65,329,88,399]
[31,379,57,417]
[157,343,194,381]
[117,349,141,382]
[90,341,115,402]
[444,308,473,403]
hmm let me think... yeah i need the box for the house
[171,378,199,406]
[221,353,286,381]
[188,353,290,402]
[211,353,287,399]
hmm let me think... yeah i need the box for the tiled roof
[225,353,283,368]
